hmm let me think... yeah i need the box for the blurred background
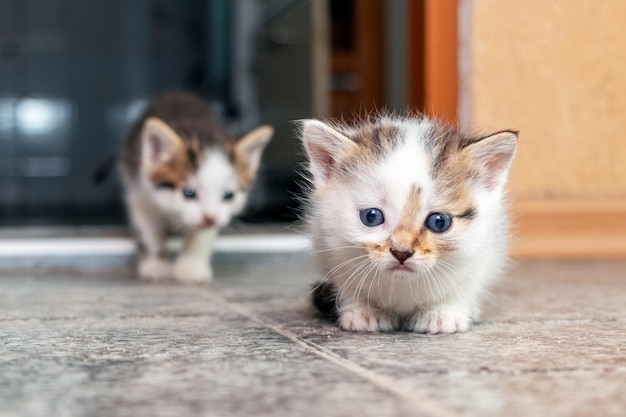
[0,0,625,258]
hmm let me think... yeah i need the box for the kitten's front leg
[338,303,397,332]
[409,304,472,334]
[173,227,218,283]
[127,192,171,281]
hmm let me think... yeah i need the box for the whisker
[335,259,371,311]
[420,267,434,305]
[406,269,420,306]
[312,254,369,287]
[359,262,378,316]
[432,262,464,300]
[310,245,365,254]
[353,260,377,303]
[376,264,384,300]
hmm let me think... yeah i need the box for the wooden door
[329,0,385,120]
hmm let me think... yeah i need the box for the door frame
[409,0,458,124]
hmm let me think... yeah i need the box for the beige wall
[466,0,626,200]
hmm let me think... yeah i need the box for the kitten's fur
[120,91,273,282]
[301,115,517,333]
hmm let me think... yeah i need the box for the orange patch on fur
[384,184,473,258]
[233,153,254,190]
[390,185,422,251]
[149,145,190,186]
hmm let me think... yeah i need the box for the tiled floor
[1,253,625,417]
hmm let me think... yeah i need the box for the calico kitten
[300,115,517,333]
[120,91,273,282]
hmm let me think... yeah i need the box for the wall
[466,0,626,199]
[464,0,626,257]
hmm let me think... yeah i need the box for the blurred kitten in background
[119,91,273,282]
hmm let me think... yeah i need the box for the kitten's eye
[182,187,197,199]
[223,191,235,201]
[359,208,384,227]
[157,181,175,190]
[425,213,452,233]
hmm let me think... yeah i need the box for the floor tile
[398,368,626,417]
[0,274,212,320]
[1,254,625,417]
[210,258,626,417]
[0,278,438,417]
[483,260,626,322]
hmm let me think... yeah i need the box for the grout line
[478,317,626,326]
[0,311,217,323]
[202,291,462,417]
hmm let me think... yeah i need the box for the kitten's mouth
[390,263,415,272]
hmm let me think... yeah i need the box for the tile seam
[478,317,626,326]
[3,314,623,325]
[0,312,217,323]
[402,366,626,376]
[203,291,462,417]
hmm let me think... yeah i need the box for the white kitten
[119,91,273,283]
[300,115,517,333]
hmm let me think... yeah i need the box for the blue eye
[223,191,235,201]
[182,187,197,199]
[359,208,384,227]
[425,213,452,233]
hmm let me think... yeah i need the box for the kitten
[300,115,517,333]
[119,91,273,282]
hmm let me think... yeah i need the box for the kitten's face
[150,149,246,229]
[140,118,272,229]
[302,117,517,276]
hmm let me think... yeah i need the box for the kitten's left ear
[300,119,358,186]
[234,125,274,186]
[465,130,518,191]
[141,117,184,172]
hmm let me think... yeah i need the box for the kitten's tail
[92,154,117,185]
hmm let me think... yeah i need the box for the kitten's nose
[202,214,216,227]
[390,248,414,264]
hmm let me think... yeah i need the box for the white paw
[138,258,172,281]
[173,256,213,283]
[411,307,471,334]
[338,307,395,332]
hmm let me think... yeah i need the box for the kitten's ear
[234,125,274,185]
[465,130,518,191]
[141,117,183,170]
[301,119,358,185]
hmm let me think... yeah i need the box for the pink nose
[390,248,414,264]
[202,214,216,226]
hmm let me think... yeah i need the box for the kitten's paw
[338,307,395,332]
[411,307,471,334]
[173,256,213,283]
[138,258,172,281]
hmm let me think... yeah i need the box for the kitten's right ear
[141,117,183,171]
[301,119,358,185]
[465,130,518,191]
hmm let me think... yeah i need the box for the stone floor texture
[1,254,625,417]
